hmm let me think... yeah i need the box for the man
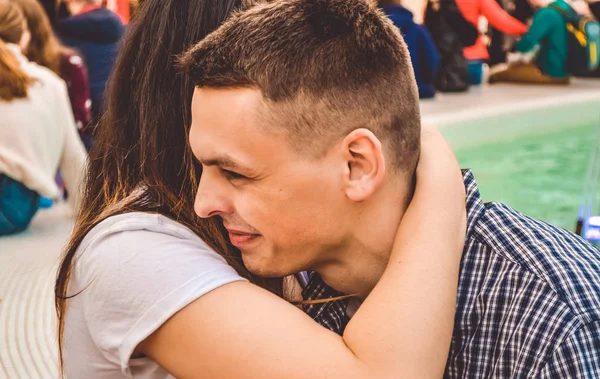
[55,0,123,123]
[489,0,572,84]
[180,0,600,377]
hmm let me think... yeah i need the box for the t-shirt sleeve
[72,224,247,371]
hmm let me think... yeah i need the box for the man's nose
[194,174,234,218]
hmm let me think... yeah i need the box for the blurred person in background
[489,0,583,84]
[55,0,124,132]
[486,0,508,65]
[456,0,527,84]
[487,0,530,65]
[380,0,441,98]
[0,0,86,236]
[14,0,92,143]
[424,0,479,92]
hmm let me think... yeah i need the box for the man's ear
[341,128,386,202]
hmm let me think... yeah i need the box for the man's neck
[314,178,409,300]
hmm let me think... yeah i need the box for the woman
[55,0,467,377]
[0,0,86,236]
[13,0,92,140]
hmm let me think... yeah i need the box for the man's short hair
[179,0,421,175]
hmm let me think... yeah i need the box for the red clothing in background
[456,0,527,60]
[60,52,92,131]
[76,3,101,15]
[105,0,130,23]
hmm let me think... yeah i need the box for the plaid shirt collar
[302,170,483,334]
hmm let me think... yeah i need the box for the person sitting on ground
[55,0,123,128]
[14,0,92,144]
[180,0,600,376]
[379,0,440,99]
[489,0,574,84]
[0,0,86,236]
[456,0,527,84]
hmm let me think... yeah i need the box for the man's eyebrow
[200,156,244,170]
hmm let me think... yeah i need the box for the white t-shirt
[63,212,246,378]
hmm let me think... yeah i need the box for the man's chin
[242,255,287,278]
[244,263,283,278]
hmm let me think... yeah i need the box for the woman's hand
[393,124,467,259]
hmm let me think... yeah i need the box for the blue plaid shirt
[303,170,600,378]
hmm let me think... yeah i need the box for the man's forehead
[190,90,277,168]
[191,87,290,142]
[189,134,253,172]
[191,87,257,139]
[192,87,263,116]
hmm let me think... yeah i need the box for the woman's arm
[346,125,466,377]
[139,126,466,379]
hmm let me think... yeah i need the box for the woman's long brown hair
[12,0,73,75]
[0,0,33,101]
[54,0,284,372]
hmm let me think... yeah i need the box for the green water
[453,122,599,231]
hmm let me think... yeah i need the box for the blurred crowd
[0,0,124,234]
[380,0,600,97]
[0,0,599,235]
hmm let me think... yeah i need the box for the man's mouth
[226,229,261,248]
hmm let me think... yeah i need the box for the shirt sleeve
[538,321,600,378]
[73,224,247,372]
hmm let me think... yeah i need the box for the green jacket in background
[516,0,572,78]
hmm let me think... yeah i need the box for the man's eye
[222,169,247,181]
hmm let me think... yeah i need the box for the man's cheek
[236,206,271,233]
